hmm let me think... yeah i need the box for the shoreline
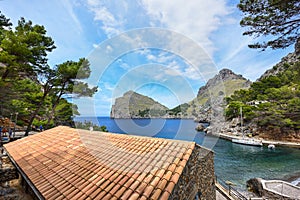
[216,132,300,149]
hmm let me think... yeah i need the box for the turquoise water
[76,117,300,189]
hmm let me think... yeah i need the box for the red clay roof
[4,126,195,200]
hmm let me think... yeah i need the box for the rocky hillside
[219,42,300,142]
[110,91,169,118]
[259,39,300,80]
[170,69,251,121]
[111,69,251,120]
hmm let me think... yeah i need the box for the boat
[268,144,275,149]
[231,107,263,147]
[232,138,263,146]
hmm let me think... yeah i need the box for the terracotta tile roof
[4,126,195,200]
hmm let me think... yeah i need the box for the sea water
[75,117,300,189]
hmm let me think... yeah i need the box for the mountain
[110,91,169,118]
[111,69,251,120]
[223,42,300,142]
[169,69,251,121]
[259,40,300,80]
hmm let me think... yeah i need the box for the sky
[1,0,295,116]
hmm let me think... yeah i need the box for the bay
[75,117,300,189]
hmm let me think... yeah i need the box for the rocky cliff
[258,39,300,81]
[177,69,251,121]
[215,42,300,142]
[110,90,169,118]
[111,69,251,120]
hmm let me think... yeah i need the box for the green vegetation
[168,103,189,116]
[226,62,300,130]
[238,0,300,50]
[183,73,251,118]
[0,12,98,134]
[75,121,108,132]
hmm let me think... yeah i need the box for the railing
[215,176,248,200]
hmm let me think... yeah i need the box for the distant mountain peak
[198,68,250,97]
[110,91,168,118]
[110,69,251,119]
[218,68,245,80]
[124,90,134,95]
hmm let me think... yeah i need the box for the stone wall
[0,156,18,183]
[169,145,215,199]
[0,167,18,183]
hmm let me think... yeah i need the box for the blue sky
[1,0,294,116]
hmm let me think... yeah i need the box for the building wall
[170,145,215,199]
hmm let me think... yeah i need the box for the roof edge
[195,143,214,154]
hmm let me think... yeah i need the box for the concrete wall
[170,145,215,199]
[262,181,300,200]
[262,189,291,200]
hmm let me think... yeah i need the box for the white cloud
[146,54,156,61]
[62,0,83,33]
[146,51,176,63]
[87,0,100,7]
[105,45,113,53]
[86,1,123,37]
[104,82,115,91]
[140,0,230,56]
[85,0,231,57]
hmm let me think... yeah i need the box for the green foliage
[0,17,55,80]
[227,62,300,129]
[168,103,190,116]
[0,11,12,29]
[54,99,79,127]
[225,101,255,121]
[32,118,51,128]
[0,13,97,133]
[138,109,150,117]
[238,0,300,50]
[75,121,108,132]
[53,58,98,98]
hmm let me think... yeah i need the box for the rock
[246,178,263,197]
[204,127,212,135]
[225,180,236,186]
[195,123,205,131]
[295,38,300,56]
[258,39,300,81]
[175,69,251,121]
[110,90,169,118]
[230,118,240,128]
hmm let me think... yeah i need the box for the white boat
[232,138,263,146]
[231,107,263,147]
[268,144,275,149]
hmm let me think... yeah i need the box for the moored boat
[232,138,263,146]
[231,107,263,147]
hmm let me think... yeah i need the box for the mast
[240,106,244,138]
